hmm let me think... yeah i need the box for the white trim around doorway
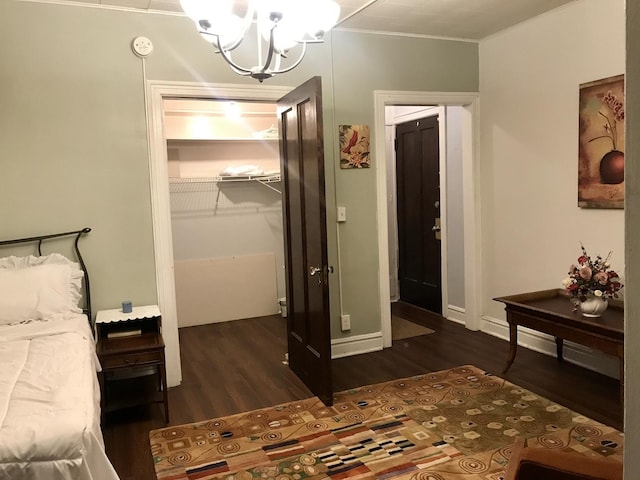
[373,91,481,348]
[146,81,291,387]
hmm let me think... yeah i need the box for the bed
[0,228,119,480]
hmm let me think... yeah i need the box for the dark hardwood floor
[102,303,622,480]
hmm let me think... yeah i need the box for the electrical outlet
[341,314,351,331]
[337,206,347,222]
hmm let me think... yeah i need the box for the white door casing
[374,91,481,348]
[146,81,291,387]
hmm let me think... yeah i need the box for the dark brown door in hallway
[277,77,333,406]
[395,115,442,314]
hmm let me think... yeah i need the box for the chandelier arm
[255,26,278,76]
[215,36,254,75]
[270,42,308,74]
[226,61,253,76]
[218,32,245,53]
[200,30,245,55]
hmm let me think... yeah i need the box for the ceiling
[37,0,577,41]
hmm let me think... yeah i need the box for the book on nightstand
[106,329,142,339]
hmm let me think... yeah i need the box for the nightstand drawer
[101,350,163,370]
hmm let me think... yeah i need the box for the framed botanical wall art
[578,74,625,208]
[339,124,370,169]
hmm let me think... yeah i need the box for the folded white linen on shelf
[219,165,264,176]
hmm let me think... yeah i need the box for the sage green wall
[329,32,477,334]
[0,1,157,311]
[625,0,639,476]
[0,1,478,340]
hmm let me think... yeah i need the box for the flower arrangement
[562,244,623,309]
[589,89,625,151]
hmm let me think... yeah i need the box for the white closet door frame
[146,81,291,387]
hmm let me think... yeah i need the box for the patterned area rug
[149,365,623,480]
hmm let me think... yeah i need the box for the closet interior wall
[164,99,285,328]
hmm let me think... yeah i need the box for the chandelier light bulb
[259,3,306,53]
[199,14,244,49]
[304,0,341,37]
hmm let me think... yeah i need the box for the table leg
[555,337,564,362]
[502,323,518,373]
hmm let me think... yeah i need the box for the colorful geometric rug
[149,365,623,480]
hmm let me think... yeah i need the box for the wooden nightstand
[96,305,169,425]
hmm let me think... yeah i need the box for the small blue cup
[122,301,133,313]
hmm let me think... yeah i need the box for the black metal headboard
[0,227,93,328]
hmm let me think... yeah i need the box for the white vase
[579,297,608,318]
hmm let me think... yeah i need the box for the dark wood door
[396,115,442,314]
[277,77,333,406]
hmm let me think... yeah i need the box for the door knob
[309,266,323,285]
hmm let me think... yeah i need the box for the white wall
[445,106,465,309]
[480,0,625,377]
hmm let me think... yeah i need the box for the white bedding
[0,314,119,480]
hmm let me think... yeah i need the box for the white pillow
[0,269,39,324]
[0,254,84,325]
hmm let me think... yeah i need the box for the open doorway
[147,80,334,405]
[146,82,292,388]
[163,98,285,328]
[374,91,481,348]
[391,108,444,314]
[385,106,467,320]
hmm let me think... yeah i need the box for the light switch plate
[337,206,346,222]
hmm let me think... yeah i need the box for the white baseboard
[330,308,617,380]
[331,332,384,359]
[446,305,466,325]
[333,305,463,359]
[481,315,619,379]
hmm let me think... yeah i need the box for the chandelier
[180,0,341,82]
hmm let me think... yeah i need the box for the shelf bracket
[257,179,282,194]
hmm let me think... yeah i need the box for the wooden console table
[494,289,623,398]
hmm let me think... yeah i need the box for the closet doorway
[163,99,286,328]
[147,80,334,404]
